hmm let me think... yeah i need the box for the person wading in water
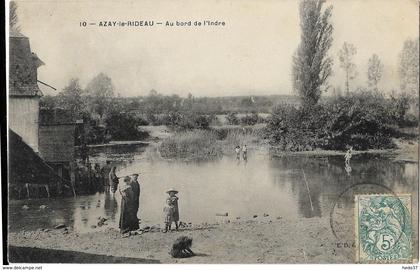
[242,144,248,160]
[235,146,241,160]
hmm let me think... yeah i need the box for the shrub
[105,112,149,141]
[226,112,239,125]
[266,91,397,151]
[149,112,211,130]
[240,112,259,126]
[388,92,418,127]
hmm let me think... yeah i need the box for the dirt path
[8,217,351,263]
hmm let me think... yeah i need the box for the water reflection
[9,147,418,234]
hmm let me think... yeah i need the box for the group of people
[68,161,112,196]
[110,170,180,234]
[235,144,248,160]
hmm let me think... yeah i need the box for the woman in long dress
[119,176,135,233]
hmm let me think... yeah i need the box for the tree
[56,78,85,119]
[85,73,115,119]
[338,42,357,95]
[367,54,384,92]
[399,38,419,96]
[292,0,334,107]
[39,95,57,111]
[10,1,20,33]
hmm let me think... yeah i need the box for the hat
[131,173,139,177]
[166,188,178,194]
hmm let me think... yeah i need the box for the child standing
[163,188,180,232]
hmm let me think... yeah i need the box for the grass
[158,125,268,161]
[214,124,267,153]
[158,130,222,161]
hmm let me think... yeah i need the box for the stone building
[9,31,44,152]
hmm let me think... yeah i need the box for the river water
[9,144,418,236]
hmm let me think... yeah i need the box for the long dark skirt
[119,198,139,232]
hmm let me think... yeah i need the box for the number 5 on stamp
[355,194,412,263]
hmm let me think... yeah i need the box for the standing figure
[235,146,241,160]
[69,161,77,197]
[94,163,102,192]
[163,198,173,233]
[119,176,135,233]
[87,162,94,194]
[130,173,141,228]
[102,161,111,193]
[80,142,89,165]
[109,167,119,195]
[242,144,248,160]
[163,188,180,232]
[345,146,353,165]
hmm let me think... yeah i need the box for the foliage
[104,111,149,141]
[159,130,222,160]
[367,54,384,91]
[266,91,399,151]
[338,42,357,94]
[56,78,86,119]
[399,38,419,96]
[219,127,264,151]
[84,124,111,145]
[85,73,115,118]
[388,92,417,127]
[121,91,295,116]
[10,1,20,33]
[145,111,211,130]
[292,0,333,107]
[226,112,239,125]
[40,95,57,111]
[240,112,261,126]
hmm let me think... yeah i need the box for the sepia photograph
[4,0,419,266]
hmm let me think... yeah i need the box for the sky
[12,0,419,97]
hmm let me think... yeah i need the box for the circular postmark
[329,182,411,261]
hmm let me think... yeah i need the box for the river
[9,144,418,237]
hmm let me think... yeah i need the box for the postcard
[5,0,419,266]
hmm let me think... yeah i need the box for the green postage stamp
[355,194,412,263]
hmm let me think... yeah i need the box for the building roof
[9,129,63,185]
[9,34,44,97]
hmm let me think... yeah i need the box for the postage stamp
[355,194,412,263]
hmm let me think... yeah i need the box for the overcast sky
[13,0,418,97]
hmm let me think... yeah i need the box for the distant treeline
[116,91,301,115]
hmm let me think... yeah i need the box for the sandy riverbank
[8,217,352,263]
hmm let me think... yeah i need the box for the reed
[159,130,222,160]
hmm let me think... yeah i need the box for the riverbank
[8,217,351,263]
[270,139,418,163]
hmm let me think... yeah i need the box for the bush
[159,112,211,130]
[240,112,259,126]
[388,93,418,127]
[266,91,397,151]
[226,112,239,125]
[105,112,149,141]
[159,130,222,160]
